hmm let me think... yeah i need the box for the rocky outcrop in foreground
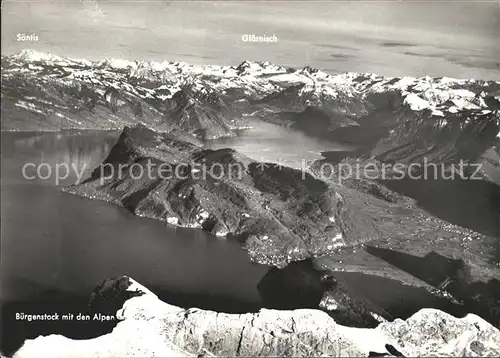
[13,277,500,358]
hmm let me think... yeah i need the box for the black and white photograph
[1,0,500,356]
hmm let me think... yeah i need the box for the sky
[1,0,500,80]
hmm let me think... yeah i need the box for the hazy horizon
[2,0,500,79]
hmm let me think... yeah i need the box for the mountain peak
[13,49,62,62]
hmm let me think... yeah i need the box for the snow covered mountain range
[2,49,499,137]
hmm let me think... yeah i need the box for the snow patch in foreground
[13,277,500,358]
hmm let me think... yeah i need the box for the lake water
[206,118,349,169]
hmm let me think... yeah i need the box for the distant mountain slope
[4,50,498,134]
[3,50,499,168]
[1,50,249,137]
